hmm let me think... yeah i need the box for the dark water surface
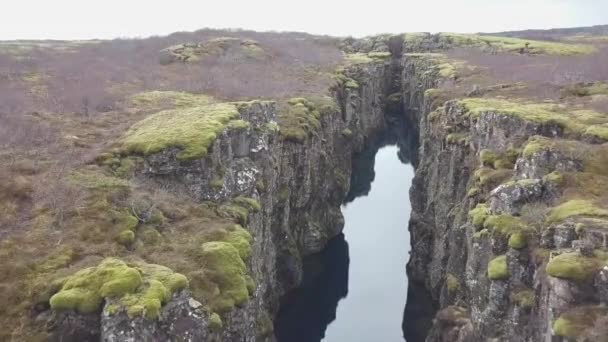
[275,145,414,342]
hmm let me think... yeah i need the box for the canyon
[1,28,608,342]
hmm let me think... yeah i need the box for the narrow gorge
[4,30,608,342]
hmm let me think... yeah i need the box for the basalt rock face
[65,60,395,341]
[400,54,608,340]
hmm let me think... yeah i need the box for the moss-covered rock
[200,241,250,312]
[508,231,527,249]
[277,97,337,143]
[209,312,223,331]
[49,258,188,318]
[553,306,607,338]
[511,288,535,309]
[546,199,608,224]
[460,98,608,141]
[546,252,607,282]
[488,255,509,280]
[121,102,241,160]
[469,203,489,229]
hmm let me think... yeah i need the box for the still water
[275,145,414,342]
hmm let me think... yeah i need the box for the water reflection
[273,234,350,342]
[275,107,434,341]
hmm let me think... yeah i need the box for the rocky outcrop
[48,55,397,341]
[401,52,608,341]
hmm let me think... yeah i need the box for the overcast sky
[2,0,607,40]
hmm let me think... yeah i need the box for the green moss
[441,33,596,55]
[563,82,608,97]
[121,102,240,160]
[511,289,535,309]
[484,214,525,234]
[334,169,348,191]
[543,171,564,185]
[469,203,489,229]
[50,258,141,313]
[488,255,509,280]
[553,306,607,338]
[344,53,387,65]
[209,312,223,331]
[473,228,489,240]
[49,259,188,318]
[508,231,527,249]
[344,79,359,89]
[129,91,214,110]
[479,149,498,166]
[460,98,608,140]
[210,177,224,189]
[114,157,138,178]
[116,230,135,245]
[276,97,338,143]
[200,241,250,312]
[546,199,608,223]
[474,167,513,187]
[224,225,253,260]
[232,197,261,212]
[467,187,480,198]
[341,128,353,138]
[70,171,130,191]
[227,120,250,130]
[584,124,608,141]
[446,133,469,145]
[446,273,460,293]
[546,252,607,282]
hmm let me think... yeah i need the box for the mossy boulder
[49,258,188,318]
[200,241,250,312]
[488,255,509,280]
[469,203,489,229]
[546,252,607,282]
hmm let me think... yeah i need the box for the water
[275,145,414,342]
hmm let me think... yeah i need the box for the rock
[489,179,544,215]
[514,149,583,179]
[595,266,608,304]
[572,240,595,257]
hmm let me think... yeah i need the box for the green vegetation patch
[469,203,489,229]
[446,273,460,293]
[511,288,535,309]
[218,197,261,224]
[128,91,214,111]
[70,170,130,192]
[121,102,240,160]
[563,82,608,97]
[344,52,391,65]
[49,258,188,319]
[460,98,608,141]
[277,97,338,143]
[488,255,509,280]
[209,312,223,331]
[546,199,608,224]
[441,33,596,55]
[508,231,527,249]
[199,239,251,312]
[553,306,608,338]
[474,167,513,187]
[546,252,607,282]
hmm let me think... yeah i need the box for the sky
[1,0,607,40]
